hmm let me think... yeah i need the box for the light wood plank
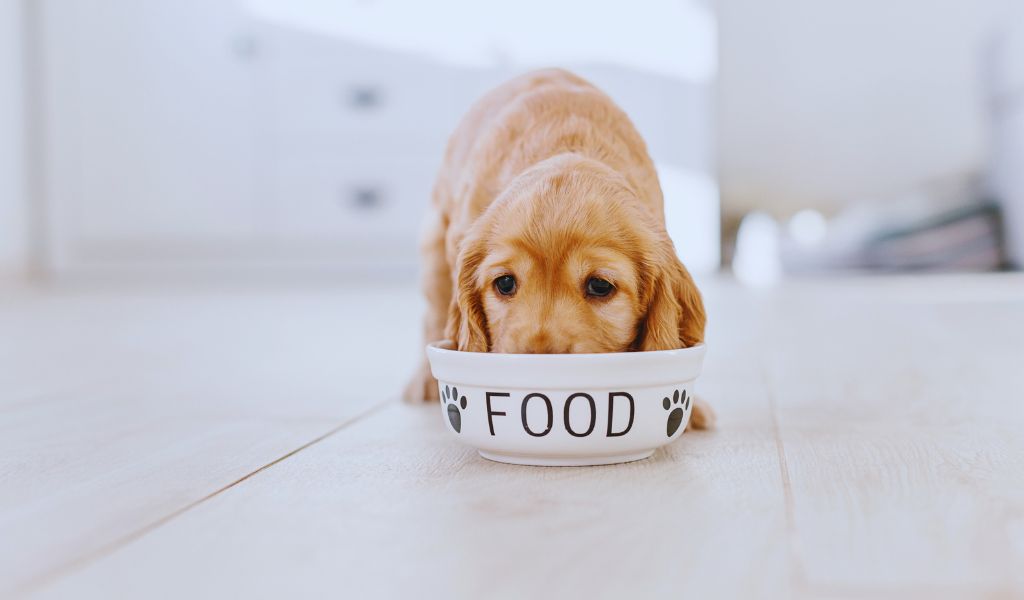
[24,280,795,599]
[763,278,1024,597]
[0,284,423,414]
[29,402,791,600]
[0,283,421,595]
[9,274,1024,598]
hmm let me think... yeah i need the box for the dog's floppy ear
[635,238,706,351]
[445,230,491,352]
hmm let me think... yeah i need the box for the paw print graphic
[663,389,690,437]
[442,385,468,433]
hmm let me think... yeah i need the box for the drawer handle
[347,86,384,110]
[346,186,385,212]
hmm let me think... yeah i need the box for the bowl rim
[426,340,706,389]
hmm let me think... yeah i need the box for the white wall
[0,0,27,276]
[718,0,1002,217]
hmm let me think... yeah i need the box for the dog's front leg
[403,207,451,403]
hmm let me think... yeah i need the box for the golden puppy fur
[405,69,713,429]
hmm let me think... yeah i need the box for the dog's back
[433,69,663,232]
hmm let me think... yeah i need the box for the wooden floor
[2,274,1023,599]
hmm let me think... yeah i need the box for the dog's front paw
[687,396,716,431]
[402,365,439,403]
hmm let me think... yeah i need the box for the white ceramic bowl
[426,341,706,466]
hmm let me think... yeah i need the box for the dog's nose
[522,330,569,354]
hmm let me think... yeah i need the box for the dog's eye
[586,277,614,297]
[494,275,517,296]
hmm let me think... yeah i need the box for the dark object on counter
[865,201,1008,271]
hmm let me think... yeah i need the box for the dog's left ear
[634,238,706,351]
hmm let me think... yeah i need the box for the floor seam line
[14,398,394,598]
[763,366,806,594]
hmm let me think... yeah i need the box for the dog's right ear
[445,231,490,352]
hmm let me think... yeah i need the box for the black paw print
[442,385,467,433]
[663,389,690,437]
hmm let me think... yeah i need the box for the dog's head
[447,155,705,354]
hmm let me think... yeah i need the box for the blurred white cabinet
[253,24,464,252]
[39,0,263,261]
[37,0,462,275]
[35,0,715,276]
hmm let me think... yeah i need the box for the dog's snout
[522,329,570,354]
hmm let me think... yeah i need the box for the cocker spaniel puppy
[405,69,712,429]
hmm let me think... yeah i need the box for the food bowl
[426,341,706,466]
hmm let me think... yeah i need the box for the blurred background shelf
[13,0,719,279]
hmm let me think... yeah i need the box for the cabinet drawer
[259,28,467,139]
[269,154,439,242]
